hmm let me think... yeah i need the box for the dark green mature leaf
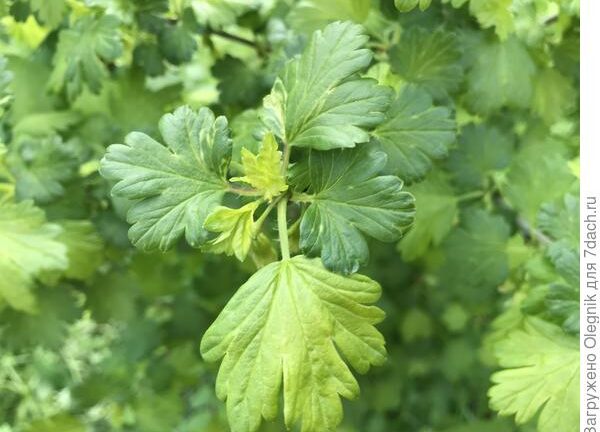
[100,106,232,251]
[201,255,386,432]
[133,42,165,77]
[262,21,392,150]
[158,24,197,65]
[299,145,415,274]
[213,56,269,108]
[389,28,463,98]
[441,209,510,289]
[373,85,456,182]
[446,124,514,189]
[49,15,123,100]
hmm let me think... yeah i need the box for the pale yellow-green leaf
[489,317,579,432]
[201,255,386,432]
[0,201,67,312]
[231,133,287,201]
[204,202,259,262]
[469,0,514,40]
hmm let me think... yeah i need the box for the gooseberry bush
[0,1,579,432]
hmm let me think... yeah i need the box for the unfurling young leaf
[204,202,259,262]
[201,255,386,432]
[100,106,232,251]
[262,21,392,150]
[298,145,415,274]
[231,133,288,201]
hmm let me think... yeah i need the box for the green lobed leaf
[0,201,67,312]
[49,14,123,100]
[100,106,232,251]
[373,85,456,182]
[7,135,78,203]
[440,209,510,290]
[399,171,457,261]
[389,28,463,99]
[262,21,392,150]
[465,36,535,115]
[29,0,66,28]
[201,255,386,432]
[446,124,514,190]
[500,144,576,224]
[299,145,415,274]
[489,317,579,432]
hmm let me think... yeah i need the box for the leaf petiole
[277,197,290,260]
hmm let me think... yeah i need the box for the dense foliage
[0,1,580,432]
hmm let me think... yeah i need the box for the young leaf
[204,202,259,262]
[262,21,392,150]
[49,15,123,100]
[299,145,415,274]
[373,85,456,182]
[0,201,67,312]
[231,133,288,201]
[389,28,463,99]
[100,106,232,251]
[489,317,579,432]
[201,255,386,432]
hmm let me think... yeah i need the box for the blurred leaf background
[0,0,579,431]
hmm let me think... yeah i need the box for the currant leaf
[262,21,392,150]
[201,255,386,432]
[100,106,232,251]
[373,85,456,182]
[299,145,415,274]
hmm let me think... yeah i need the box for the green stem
[277,198,290,260]
[456,190,485,202]
[253,198,278,237]
[227,185,263,197]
